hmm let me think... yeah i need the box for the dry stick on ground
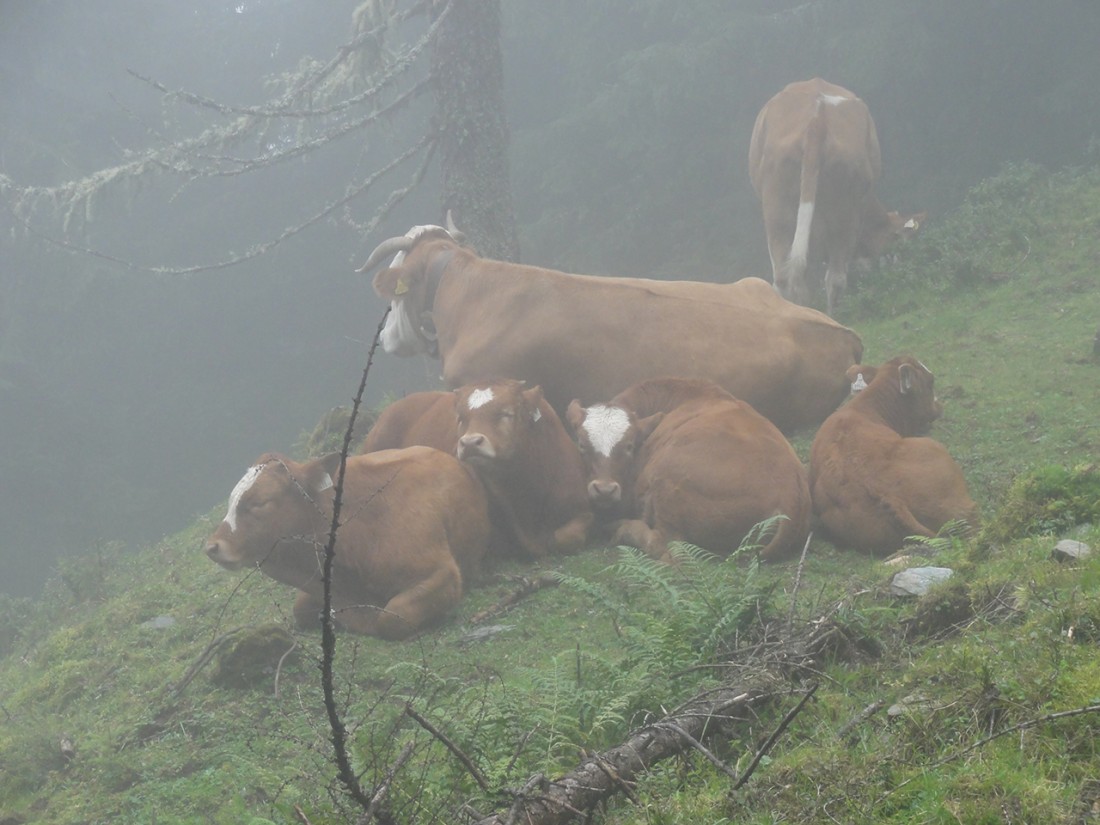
[468,572,561,625]
[319,308,390,813]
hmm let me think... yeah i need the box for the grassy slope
[2,163,1099,824]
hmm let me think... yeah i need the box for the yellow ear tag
[394,278,408,296]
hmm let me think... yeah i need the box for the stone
[890,566,954,597]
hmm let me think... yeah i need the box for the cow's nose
[458,433,493,459]
[204,540,222,561]
[588,479,621,504]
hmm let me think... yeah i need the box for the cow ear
[637,412,664,441]
[372,266,408,299]
[565,399,585,434]
[898,363,915,394]
[521,385,545,421]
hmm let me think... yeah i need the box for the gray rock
[458,624,514,644]
[140,615,177,629]
[1052,539,1091,562]
[890,566,954,597]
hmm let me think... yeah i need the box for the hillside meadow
[1,162,1100,824]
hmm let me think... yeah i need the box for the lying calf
[809,355,978,554]
[205,447,490,639]
[567,377,811,562]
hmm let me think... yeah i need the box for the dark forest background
[2,0,1098,595]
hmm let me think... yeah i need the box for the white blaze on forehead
[466,387,495,410]
[224,464,265,533]
[820,93,851,106]
[581,405,632,457]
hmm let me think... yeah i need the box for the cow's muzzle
[457,433,496,461]
[587,479,622,508]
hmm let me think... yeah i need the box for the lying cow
[809,356,979,554]
[361,379,592,559]
[749,77,924,315]
[357,221,863,433]
[204,447,490,639]
[566,377,811,563]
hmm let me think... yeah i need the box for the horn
[444,209,467,245]
[355,236,416,274]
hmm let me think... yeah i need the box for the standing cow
[204,447,490,640]
[809,356,979,554]
[360,379,592,559]
[357,222,863,433]
[566,378,811,563]
[749,77,923,315]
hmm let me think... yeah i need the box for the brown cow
[360,380,592,559]
[204,447,490,640]
[809,356,979,554]
[749,77,924,315]
[566,378,811,563]
[357,222,863,433]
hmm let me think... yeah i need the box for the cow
[360,380,593,560]
[566,377,812,563]
[204,447,490,640]
[356,222,863,433]
[808,356,979,555]
[749,77,924,315]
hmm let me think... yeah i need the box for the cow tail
[786,99,826,282]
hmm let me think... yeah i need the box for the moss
[982,464,1100,544]
[211,625,298,690]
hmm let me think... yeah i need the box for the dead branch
[468,572,561,625]
[358,740,416,825]
[732,682,818,790]
[319,308,390,811]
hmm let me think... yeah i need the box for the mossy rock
[982,463,1100,544]
[211,625,298,690]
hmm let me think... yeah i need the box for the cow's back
[360,391,458,454]
[634,396,811,560]
[436,272,860,433]
[342,447,490,581]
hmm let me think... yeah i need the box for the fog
[2,0,1098,596]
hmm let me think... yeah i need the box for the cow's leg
[613,519,675,563]
[550,511,594,556]
[760,184,799,299]
[335,561,464,640]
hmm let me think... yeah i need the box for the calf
[566,378,811,563]
[204,447,490,640]
[809,356,978,554]
[360,380,592,559]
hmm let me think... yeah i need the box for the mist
[2,0,1099,596]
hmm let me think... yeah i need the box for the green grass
[4,162,1100,823]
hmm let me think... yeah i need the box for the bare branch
[404,703,491,793]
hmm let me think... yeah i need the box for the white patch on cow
[224,464,264,533]
[317,473,334,492]
[531,407,542,423]
[850,372,868,394]
[903,217,919,230]
[466,387,495,410]
[379,299,427,356]
[917,360,932,376]
[581,405,632,458]
[789,201,814,269]
[820,93,850,106]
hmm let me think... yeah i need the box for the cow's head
[357,218,464,358]
[566,400,663,514]
[869,356,943,436]
[857,209,926,265]
[204,452,338,570]
[455,380,544,467]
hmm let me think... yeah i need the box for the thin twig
[786,531,814,633]
[273,639,299,699]
[358,740,416,825]
[404,703,491,793]
[652,721,738,781]
[319,309,390,811]
[732,683,818,790]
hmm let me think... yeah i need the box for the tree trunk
[431,0,519,261]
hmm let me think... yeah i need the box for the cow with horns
[357,216,863,434]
